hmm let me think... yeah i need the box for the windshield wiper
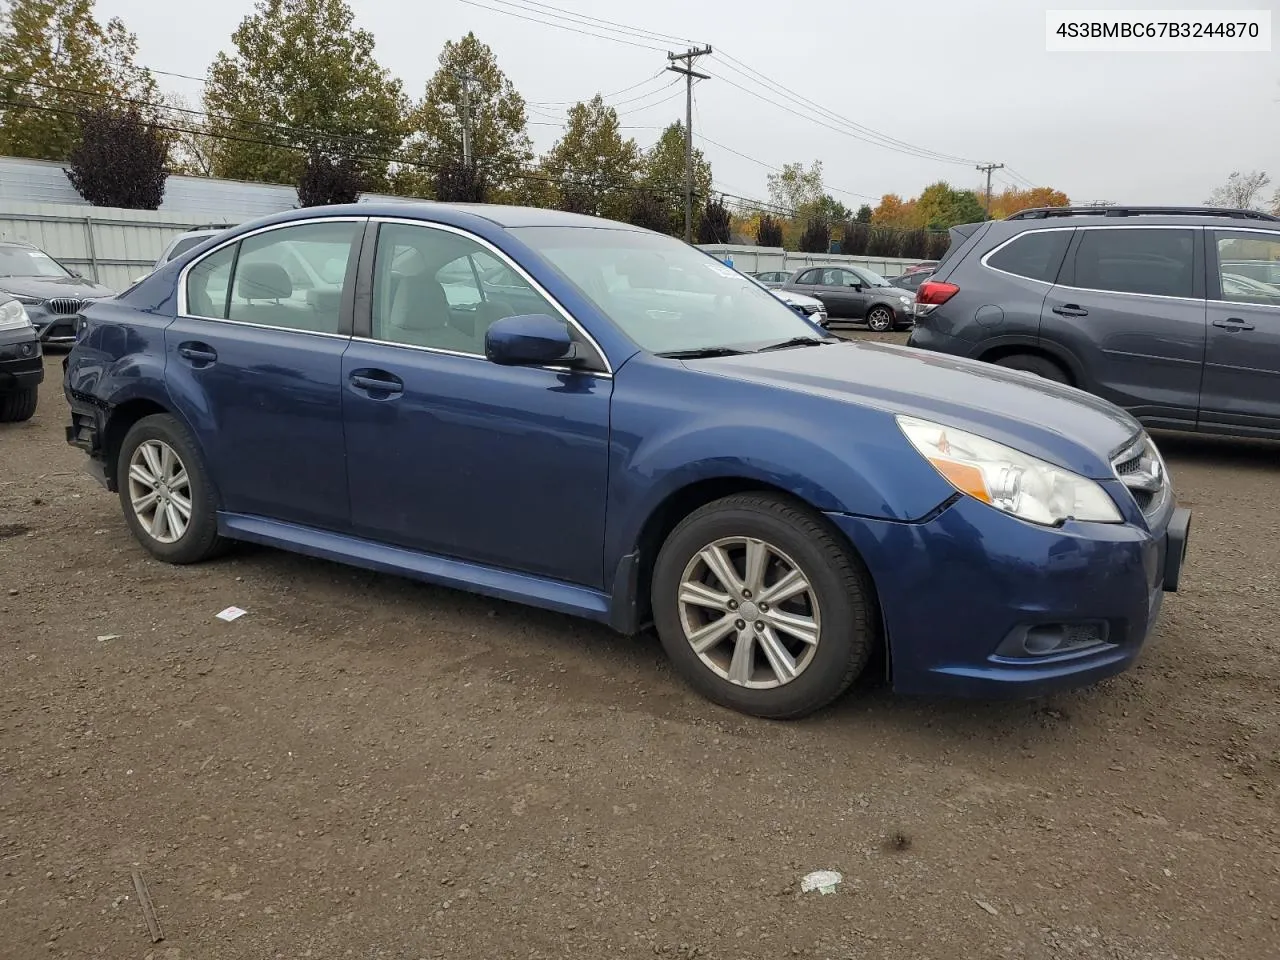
[754,336,833,353]
[656,346,748,359]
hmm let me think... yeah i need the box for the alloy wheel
[677,536,822,689]
[127,439,193,544]
[867,308,893,332]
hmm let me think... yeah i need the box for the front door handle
[1052,304,1089,318]
[349,370,404,397]
[1212,317,1255,331]
[177,342,217,364]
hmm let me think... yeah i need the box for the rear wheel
[0,386,37,422]
[993,353,1071,384]
[866,306,895,333]
[117,414,227,564]
[651,493,876,719]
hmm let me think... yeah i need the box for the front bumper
[828,496,1191,699]
[0,327,44,392]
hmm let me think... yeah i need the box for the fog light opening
[1023,625,1066,656]
[995,621,1110,659]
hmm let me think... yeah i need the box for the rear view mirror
[485,313,578,367]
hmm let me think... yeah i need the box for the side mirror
[849,280,863,290]
[485,313,578,367]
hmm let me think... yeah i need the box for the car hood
[869,284,913,299]
[686,340,1142,478]
[0,275,115,300]
[773,289,823,308]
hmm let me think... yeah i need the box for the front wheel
[651,493,876,719]
[993,353,1070,384]
[866,306,895,332]
[116,413,228,564]
[0,386,37,422]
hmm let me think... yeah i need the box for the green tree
[401,32,531,199]
[855,204,873,223]
[766,160,824,215]
[756,214,783,247]
[65,106,168,208]
[541,94,640,220]
[916,181,985,230]
[697,197,731,244]
[0,0,157,161]
[798,217,830,254]
[203,0,406,188]
[639,121,711,234]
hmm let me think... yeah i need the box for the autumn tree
[871,193,917,228]
[296,148,362,206]
[697,197,731,244]
[64,107,167,208]
[1205,170,1271,211]
[402,33,531,199]
[639,121,711,235]
[542,94,640,220]
[0,0,157,161]
[981,185,1070,219]
[204,0,406,188]
[756,214,783,247]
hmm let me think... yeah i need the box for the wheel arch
[976,339,1083,386]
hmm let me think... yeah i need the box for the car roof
[215,202,646,237]
[0,240,38,249]
[1003,206,1280,229]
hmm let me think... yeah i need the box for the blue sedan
[63,204,1191,719]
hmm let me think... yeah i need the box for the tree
[697,197,732,244]
[541,94,640,220]
[871,193,917,228]
[867,227,899,257]
[164,93,216,177]
[756,214,783,247]
[0,0,158,161]
[767,160,824,215]
[204,0,406,188]
[639,121,711,235]
[926,231,951,260]
[434,158,487,203]
[1205,170,1271,211]
[916,181,985,230]
[855,204,873,223]
[296,148,362,206]
[626,189,672,233]
[798,218,830,254]
[982,185,1070,219]
[402,33,532,199]
[844,221,871,256]
[64,106,167,208]
[899,228,929,260]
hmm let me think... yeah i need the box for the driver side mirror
[848,279,864,290]
[485,313,579,367]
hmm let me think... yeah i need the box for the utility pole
[456,68,475,168]
[975,162,1004,218]
[667,45,712,243]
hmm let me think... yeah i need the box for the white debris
[215,606,247,622]
[800,870,842,895]
[975,898,999,916]
[96,634,120,642]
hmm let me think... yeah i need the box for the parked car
[908,205,1280,439]
[0,294,42,421]
[0,240,114,345]
[751,271,792,288]
[889,269,933,293]
[782,265,915,331]
[136,225,234,282]
[743,273,828,327]
[64,203,1191,719]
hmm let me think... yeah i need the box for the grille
[46,298,85,315]
[1111,435,1167,516]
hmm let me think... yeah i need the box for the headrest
[237,262,292,300]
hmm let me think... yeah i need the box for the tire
[0,386,37,423]
[993,353,1071,384]
[866,306,895,333]
[651,493,876,720]
[116,413,227,564]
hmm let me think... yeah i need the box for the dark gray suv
[908,206,1280,439]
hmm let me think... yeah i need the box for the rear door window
[1070,228,1196,298]
[985,230,1072,283]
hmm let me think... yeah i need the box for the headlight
[0,298,33,332]
[896,415,1123,526]
[898,295,912,306]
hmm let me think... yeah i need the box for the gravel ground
[1,335,1277,960]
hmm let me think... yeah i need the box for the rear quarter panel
[63,300,173,412]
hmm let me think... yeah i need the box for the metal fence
[695,244,925,278]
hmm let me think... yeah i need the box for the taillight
[915,280,959,306]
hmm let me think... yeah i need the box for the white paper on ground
[215,606,247,622]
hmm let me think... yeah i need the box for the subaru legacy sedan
[63,204,1191,719]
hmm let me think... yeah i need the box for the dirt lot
[2,334,1277,960]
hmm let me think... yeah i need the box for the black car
[908,205,1280,439]
[0,295,43,422]
[0,241,114,346]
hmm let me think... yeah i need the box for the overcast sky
[99,0,1278,206]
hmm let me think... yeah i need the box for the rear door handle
[349,370,404,397]
[1052,304,1089,317]
[177,342,217,364]
[1212,317,1255,331]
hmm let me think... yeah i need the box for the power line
[525,70,665,106]
[695,131,878,202]
[452,0,667,51]
[475,0,698,47]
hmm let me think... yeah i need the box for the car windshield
[0,245,73,279]
[512,227,820,354]
[852,266,892,287]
